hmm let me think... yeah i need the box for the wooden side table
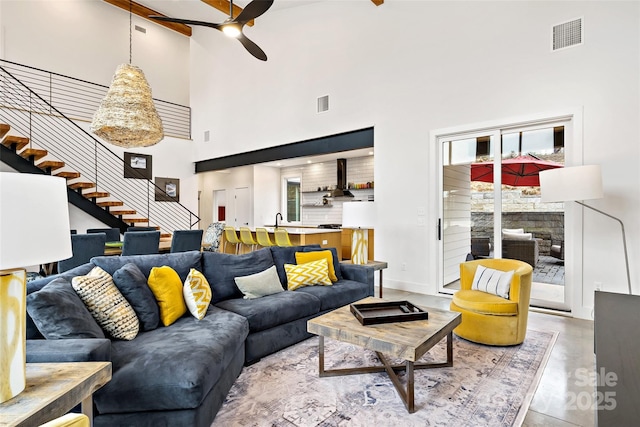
[0,362,111,427]
[341,260,388,298]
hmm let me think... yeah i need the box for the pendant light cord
[129,0,132,64]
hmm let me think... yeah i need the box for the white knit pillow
[471,265,514,299]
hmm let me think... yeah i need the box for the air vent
[135,25,147,34]
[552,18,582,51]
[317,95,329,113]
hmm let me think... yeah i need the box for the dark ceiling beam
[194,127,374,173]
[103,0,192,37]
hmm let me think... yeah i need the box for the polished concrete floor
[382,288,595,427]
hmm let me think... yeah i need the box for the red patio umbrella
[471,155,563,187]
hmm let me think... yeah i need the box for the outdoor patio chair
[550,240,564,261]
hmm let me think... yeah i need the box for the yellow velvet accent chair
[450,258,533,346]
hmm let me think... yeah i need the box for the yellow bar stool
[239,227,258,252]
[255,227,276,247]
[223,226,242,254]
[274,229,293,247]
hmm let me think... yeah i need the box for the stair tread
[111,210,137,216]
[20,148,48,161]
[0,124,10,139]
[126,218,150,223]
[37,160,65,171]
[68,181,95,189]
[97,201,124,207]
[55,171,82,179]
[84,191,110,198]
[2,135,29,151]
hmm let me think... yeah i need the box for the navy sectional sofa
[25,245,374,427]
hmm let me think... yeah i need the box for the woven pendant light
[91,0,163,148]
[91,64,164,147]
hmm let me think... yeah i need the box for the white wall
[189,1,640,319]
[1,0,198,228]
[253,165,280,227]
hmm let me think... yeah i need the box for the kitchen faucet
[275,212,283,229]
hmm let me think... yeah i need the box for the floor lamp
[342,202,376,265]
[0,173,72,403]
[539,165,632,295]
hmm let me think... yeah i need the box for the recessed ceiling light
[276,162,282,166]
[369,151,374,155]
[307,160,312,164]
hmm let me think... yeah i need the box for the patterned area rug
[212,330,557,427]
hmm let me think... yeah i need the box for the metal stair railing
[0,59,190,140]
[0,63,200,234]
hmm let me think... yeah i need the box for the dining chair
[39,413,89,427]
[58,233,107,273]
[239,227,258,253]
[87,227,120,242]
[121,231,161,256]
[170,229,204,253]
[274,229,293,247]
[127,226,157,232]
[202,222,225,252]
[223,226,241,254]
[255,227,275,248]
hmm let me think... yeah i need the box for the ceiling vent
[552,18,583,51]
[317,95,329,113]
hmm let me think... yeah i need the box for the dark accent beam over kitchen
[194,127,373,173]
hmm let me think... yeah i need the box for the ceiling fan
[149,0,274,61]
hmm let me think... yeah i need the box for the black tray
[350,300,428,326]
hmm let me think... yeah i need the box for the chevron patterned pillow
[183,268,212,320]
[284,258,332,291]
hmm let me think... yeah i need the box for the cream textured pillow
[471,265,514,299]
[71,266,139,340]
[503,231,532,240]
[183,269,212,320]
[234,266,284,299]
[285,259,332,291]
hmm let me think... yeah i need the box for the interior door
[234,187,250,227]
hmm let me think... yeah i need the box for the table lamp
[539,165,631,295]
[342,201,376,265]
[0,173,72,403]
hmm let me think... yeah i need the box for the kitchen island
[221,226,342,253]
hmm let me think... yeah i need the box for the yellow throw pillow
[71,266,139,340]
[285,259,332,291]
[148,266,187,326]
[183,269,212,320]
[295,250,338,282]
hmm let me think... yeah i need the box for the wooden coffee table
[307,297,461,413]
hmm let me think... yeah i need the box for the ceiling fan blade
[237,33,268,61]
[148,15,222,30]
[235,0,274,24]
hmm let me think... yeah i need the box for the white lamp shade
[342,201,376,229]
[539,165,604,203]
[0,173,72,269]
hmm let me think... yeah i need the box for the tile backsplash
[282,156,374,226]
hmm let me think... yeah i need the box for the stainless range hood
[330,158,354,198]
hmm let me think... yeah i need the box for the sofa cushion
[296,250,338,282]
[234,265,283,299]
[26,278,106,339]
[285,259,332,291]
[112,263,160,331]
[94,306,249,414]
[183,268,212,320]
[215,291,321,333]
[270,245,321,286]
[91,251,202,282]
[295,279,372,311]
[148,266,187,326]
[72,266,139,340]
[301,246,343,281]
[202,248,275,303]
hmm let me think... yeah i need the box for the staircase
[0,61,198,235]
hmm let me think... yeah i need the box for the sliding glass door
[438,121,569,311]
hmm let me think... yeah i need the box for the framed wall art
[155,177,180,202]
[124,152,152,179]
